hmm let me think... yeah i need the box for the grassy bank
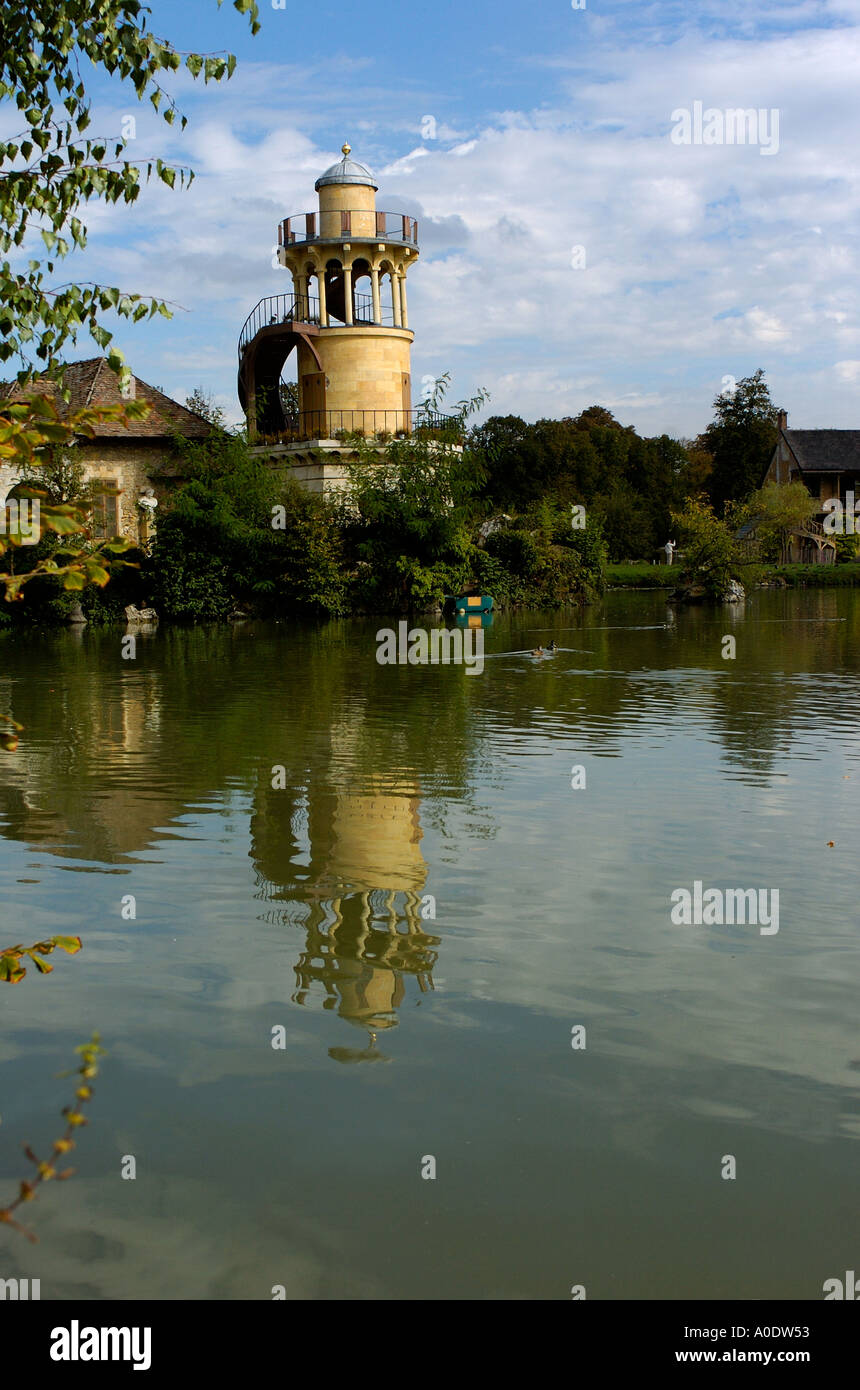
[607,561,860,589]
[768,563,860,587]
[606,564,676,587]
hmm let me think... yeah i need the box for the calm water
[0,589,858,1300]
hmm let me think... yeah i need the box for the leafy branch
[0,392,142,603]
[0,713,23,753]
[0,1034,104,1241]
[0,0,260,376]
[0,936,82,984]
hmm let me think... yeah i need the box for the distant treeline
[471,369,781,563]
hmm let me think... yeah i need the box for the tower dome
[315,142,378,191]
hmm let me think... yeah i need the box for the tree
[18,441,86,504]
[336,378,488,608]
[279,380,299,429]
[592,482,652,562]
[740,479,816,563]
[702,369,781,513]
[569,405,633,434]
[0,0,261,746]
[671,495,746,598]
[0,0,260,382]
[185,387,227,430]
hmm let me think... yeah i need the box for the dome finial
[342,141,351,156]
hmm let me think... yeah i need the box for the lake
[1,587,858,1299]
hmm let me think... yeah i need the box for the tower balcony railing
[278,210,419,246]
[238,292,396,357]
[255,408,463,447]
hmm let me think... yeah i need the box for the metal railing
[256,408,461,444]
[238,293,319,356]
[239,291,396,356]
[279,210,419,246]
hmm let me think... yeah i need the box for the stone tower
[238,144,420,445]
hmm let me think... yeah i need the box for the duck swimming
[547,640,558,651]
[531,645,544,656]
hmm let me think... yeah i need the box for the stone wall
[297,327,412,424]
[0,462,17,508]
[1,441,180,543]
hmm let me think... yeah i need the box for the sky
[8,0,860,436]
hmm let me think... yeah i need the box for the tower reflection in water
[252,770,440,1063]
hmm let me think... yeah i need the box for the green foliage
[279,380,299,429]
[834,532,860,563]
[484,527,541,575]
[0,935,82,984]
[0,394,138,606]
[737,479,817,563]
[185,386,227,429]
[0,0,260,378]
[472,409,697,557]
[478,516,604,608]
[0,712,23,751]
[415,372,491,431]
[671,495,746,597]
[591,482,651,562]
[335,429,479,609]
[150,435,346,620]
[18,441,86,502]
[771,562,860,587]
[702,370,781,513]
[563,515,608,595]
[0,1033,104,1242]
[605,564,676,587]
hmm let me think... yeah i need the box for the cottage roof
[5,358,213,440]
[784,429,860,474]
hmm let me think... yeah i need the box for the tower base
[250,439,462,496]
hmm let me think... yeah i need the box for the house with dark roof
[759,411,860,562]
[0,359,213,545]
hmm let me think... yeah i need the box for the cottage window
[91,480,120,539]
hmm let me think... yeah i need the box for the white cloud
[33,10,860,434]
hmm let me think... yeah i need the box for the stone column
[399,273,409,330]
[318,267,328,327]
[343,264,353,326]
[371,266,381,324]
[392,271,402,328]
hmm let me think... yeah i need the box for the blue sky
[7,0,860,434]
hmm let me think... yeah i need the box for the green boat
[447,593,494,616]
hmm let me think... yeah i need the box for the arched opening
[303,262,319,323]
[378,261,395,325]
[324,258,346,325]
[280,352,299,432]
[351,258,373,324]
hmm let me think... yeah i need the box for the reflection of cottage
[1,358,213,543]
[759,411,860,562]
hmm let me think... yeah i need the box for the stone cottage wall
[2,443,178,543]
[76,441,172,541]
